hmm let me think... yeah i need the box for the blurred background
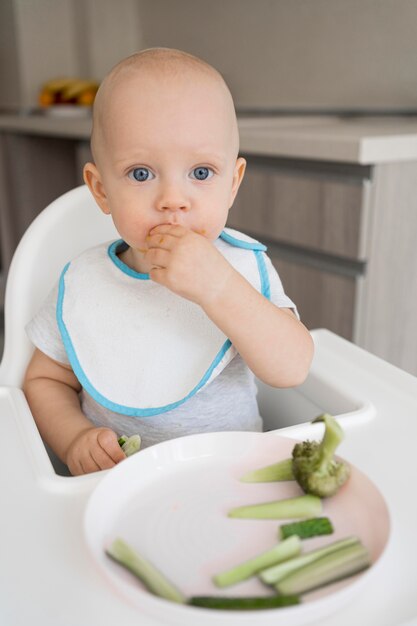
[1,0,417,374]
[2,0,417,113]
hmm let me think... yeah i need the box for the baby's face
[87,70,245,269]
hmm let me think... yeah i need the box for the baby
[23,48,314,475]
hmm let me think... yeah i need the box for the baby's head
[84,48,246,261]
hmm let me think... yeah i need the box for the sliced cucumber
[213,535,301,588]
[228,494,322,520]
[240,458,294,482]
[106,538,185,604]
[279,516,334,540]
[188,595,300,610]
[260,536,359,585]
[118,434,141,456]
[275,541,370,596]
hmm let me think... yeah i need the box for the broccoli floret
[292,413,350,498]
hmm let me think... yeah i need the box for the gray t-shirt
[26,251,297,449]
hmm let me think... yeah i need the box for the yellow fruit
[42,77,75,93]
[77,89,97,106]
[38,90,54,106]
[62,80,99,100]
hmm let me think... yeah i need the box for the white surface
[1,329,417,626]
[85,431,389,626]
[238,115,417,164]
[42,105,91,118]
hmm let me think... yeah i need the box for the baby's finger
[68,457,84,476]
[97,429,126,464]
[149,267,167,286]
[80,453,101,475]
[146,248,170,269]
[149,224,186,238]
[91,443,118,470]
[146,232,174,250]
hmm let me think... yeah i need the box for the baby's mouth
[135,226,207,253]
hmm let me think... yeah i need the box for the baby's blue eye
[128,167,154,182]
[191,167,213,181]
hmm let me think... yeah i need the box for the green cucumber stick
[279,516,334,540]
[106,538,185,604]
[213,535,301,588]
[228,494,322,520]
[240,458,294,482]
[118,434,142,457]
[188,595,300,610]
[275,541,371,596]
[260,536,360,585]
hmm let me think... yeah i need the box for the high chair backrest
[0,185,118,387]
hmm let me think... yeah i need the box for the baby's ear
[229,157,246,207]
[83,162,111,215]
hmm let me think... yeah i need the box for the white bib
[56,228,270,416]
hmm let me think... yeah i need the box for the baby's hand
[146,225,235,306]
[65,427,126,475]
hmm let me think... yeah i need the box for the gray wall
[2,0,143,110]
[0,0,20,109]
[138,0,417,112]
[3,0,417,112]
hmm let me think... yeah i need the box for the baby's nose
[156,185,190,212]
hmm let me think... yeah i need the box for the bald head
[91,47,239,165]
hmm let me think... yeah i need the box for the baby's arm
[146,225,314,387]
[23,349,125,475]
[202,280,313,388]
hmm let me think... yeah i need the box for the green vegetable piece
[279,517,334,540]
[260,536,360,585]
[240,458,294,482]
[106,538,185,604]
[188,595,300,610]
[228,494,322,520]
[275,540,370,596]
[118,434,141,457]
[292,413,350,498]
[213,535,301,588]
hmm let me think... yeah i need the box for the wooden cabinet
[228,156,370,340]
[269,256,357,341]
[228,156,417,375]
[228,160,371,260]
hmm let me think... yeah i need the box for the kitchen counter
[0,110,92,139]
[238,115,417,164]
[1,112,417,163]
[1,329,417,626]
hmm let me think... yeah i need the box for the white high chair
[0,185,374,476]
[0,185,118,387]
[0,188,412,624]
[0,185,119,474]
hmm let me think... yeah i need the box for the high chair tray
[1,329,416,626]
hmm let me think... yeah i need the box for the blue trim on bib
[108,239,150,280]
[56,263,233,416]
[220,230,267,252]
[220,229,270,300]
[255,251,271,300]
